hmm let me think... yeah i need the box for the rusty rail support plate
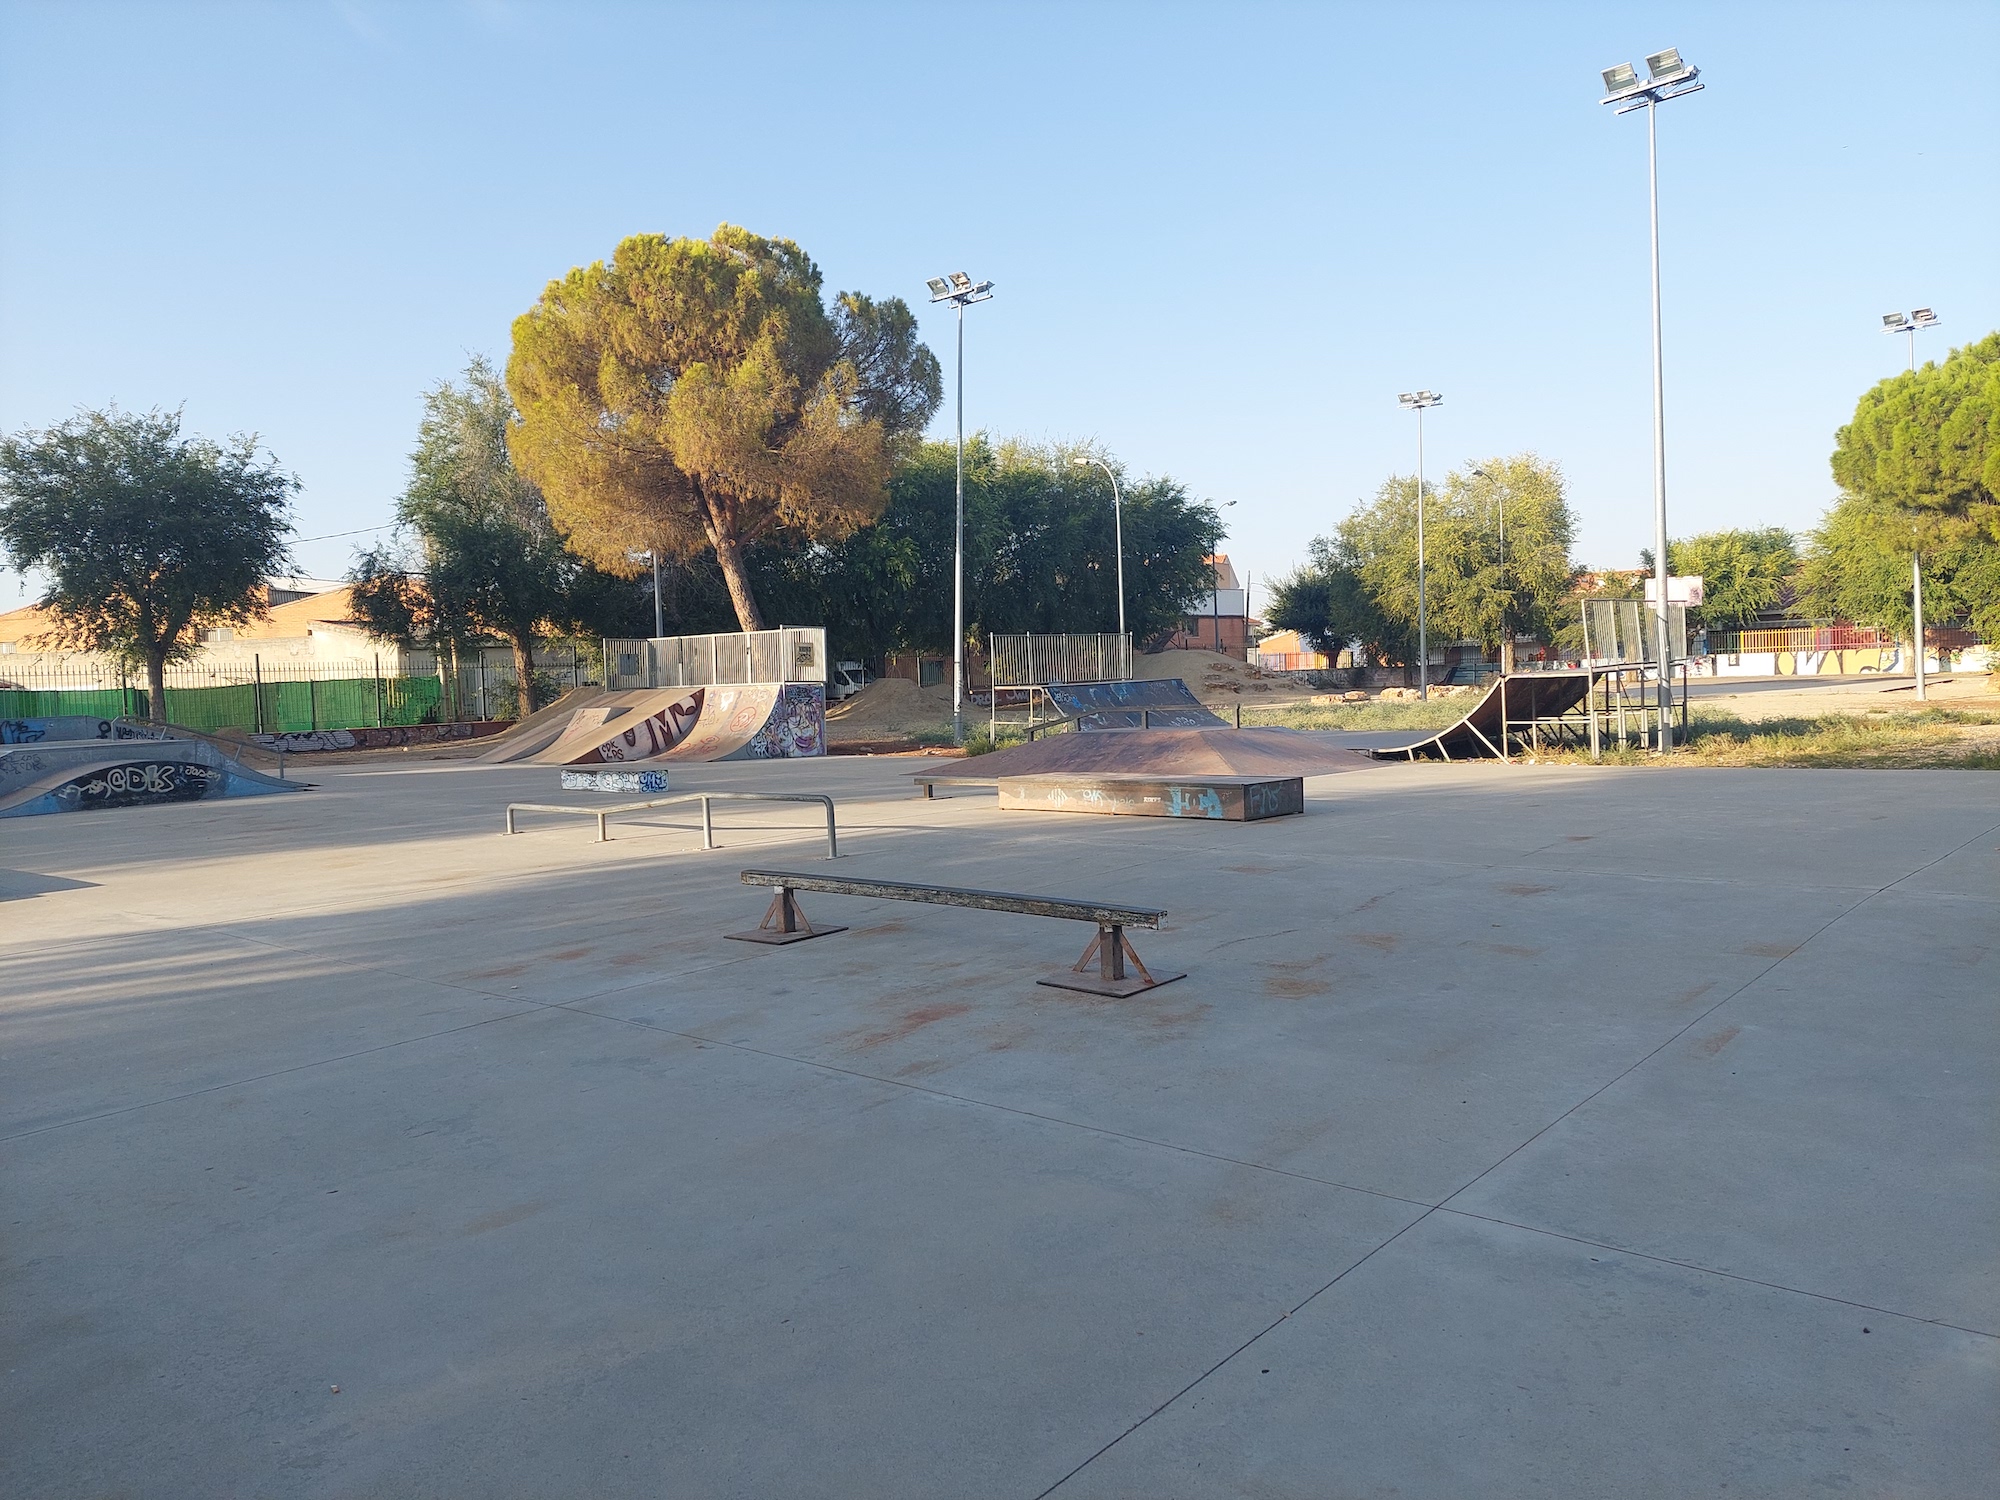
[725,884,848,945]
[1037,921,1185,998]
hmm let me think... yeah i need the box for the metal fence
[1581,601,1686,664]
[603,628,827,690]
[0,647,601,734]
[987,633,1134,688]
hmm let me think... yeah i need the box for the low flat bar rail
[505,792,838,856]
[731,868,1180,996]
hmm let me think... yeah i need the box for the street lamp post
[1471,464,1511,673]
[1602,46,1702,750]
[1398,391,1442,700]
[1210,500,1237,652]
[1073,456,1128,642]
[1884,309,1942,700]
[627,549,665,639]
[924,272,996,748]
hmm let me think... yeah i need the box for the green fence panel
[159,682,260,733]
[0,686,138,722]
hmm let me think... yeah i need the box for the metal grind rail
[728,868,1183,997]
[504,791,838,855]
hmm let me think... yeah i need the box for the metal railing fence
[603,628,827,690]
[987,633,1134,688]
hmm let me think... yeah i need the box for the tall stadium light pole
[1602,47,1702,749]
[1073,456,1127,641]
[1398,391,1442,701]
[1884,309,1942,700]
[927,272,995,745]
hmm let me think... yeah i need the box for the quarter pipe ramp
[516,683,826,766]
[1372,670,1602,761]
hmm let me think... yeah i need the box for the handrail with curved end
[504,790,838,856]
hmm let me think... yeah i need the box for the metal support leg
[1039,922,1183,998]
[725,884,847,945]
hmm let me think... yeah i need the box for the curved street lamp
[1072,456,1127,642]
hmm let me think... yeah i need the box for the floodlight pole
[927,273,994,745]
[1644,97,1674,748]
[1416,406,1429,701]
[1399,391,1441,700]
[954,300,966,741]
[1888,313,1941,701]
[651,551,663,639]
[1603,52,1700,748]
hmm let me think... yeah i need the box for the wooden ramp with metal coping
[1373,666,1679,762]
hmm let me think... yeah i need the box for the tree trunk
[146,650,168,724]
[711,531,767,632]
[510,630,540,717]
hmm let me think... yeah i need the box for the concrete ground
[3,751,1995,1498]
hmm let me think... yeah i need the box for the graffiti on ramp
[574,690,705,763]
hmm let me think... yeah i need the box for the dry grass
[1557,706,2000,770]
[1239,699,1469,732]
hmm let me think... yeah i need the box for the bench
[504,792,838,856]
[726,868,1184,997]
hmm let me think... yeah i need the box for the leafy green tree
[1831,331,1999,545]
[350,358,641,715]
[1441,455,1580,669]
[506,225,941,632]
[1263,537,1397,668]
[1796,493,2000,647]
[0,407,294,721]
[1811,331,2000,654]
[715,439,1217,663]
[1302,454,1579,676]
[1643,528,1798,632]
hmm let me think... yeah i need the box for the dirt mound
[935,727,1382,780]
[1132,649,1307,703]
[826,677,955,739]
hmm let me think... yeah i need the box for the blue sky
[2,1,1995,613]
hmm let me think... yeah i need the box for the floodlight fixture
[1883,306,1942,372]
[929,271,994,307]
[1601,45,1700,112]
[1645,48,1689,84]
[1397,390,1442,411]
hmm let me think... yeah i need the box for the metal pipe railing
[504,791,839,856]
